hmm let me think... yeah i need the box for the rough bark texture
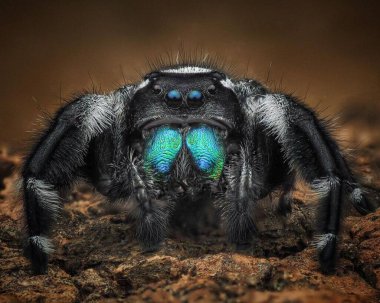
[0,115,379,303]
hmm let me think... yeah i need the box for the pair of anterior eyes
[153,85,217,108]
[166,90,203,108]
[167,89,202,101]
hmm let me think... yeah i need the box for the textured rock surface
[0,116,379,303]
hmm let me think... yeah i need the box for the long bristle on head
[141,49,239,78]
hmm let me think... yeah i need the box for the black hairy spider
[22,63,375,275]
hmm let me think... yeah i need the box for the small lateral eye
[153,84,162,94]
[187,90,204,108]
[207,85,216,95]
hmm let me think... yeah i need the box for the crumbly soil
[0,116,379,303]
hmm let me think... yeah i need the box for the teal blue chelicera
[143,125,225,180]
[143,126,182,175]
[185,125,225,180]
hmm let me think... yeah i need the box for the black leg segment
[22,94,114,274]
[221,145,271,249]
[236,91,375,273]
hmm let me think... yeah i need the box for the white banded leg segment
[256,94,291,142]
[311,176,341,199]
[28,235,54,254]
[350,187,364,203]
[251,94,345,271]
[26,178,61,220]
[77,94,114,141]
[222,146,258,246]
[313,233,337,252]
[346,185,375,215]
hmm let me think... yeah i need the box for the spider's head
[130,66,240,136]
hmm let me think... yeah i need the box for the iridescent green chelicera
[185,125,225,180]
[143,125,225,180]
[143,126,182,176]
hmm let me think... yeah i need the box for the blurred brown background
[0,0,379,147]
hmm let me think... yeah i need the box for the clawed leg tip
[357,207,372,215]
[277,205,292,216]
[235,242,251,251]
[318,254,336,275]
[319,256,336,275]
[314,233,337,274]
[31,265,48,275]
[277,196,293,216]
[142,243,161,253]
[319,264,336,275]
[351,190,377,215]
[353,203,375,215]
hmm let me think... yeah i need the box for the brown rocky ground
[0,114,379,303]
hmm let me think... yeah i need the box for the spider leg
[221,143,271,249]
[108,152,172,252]
[253,93,376,272]
[296,118,344,272]
[131,165,172,252]
[85,131,116,196]
[22,93,115,274]
[317,127,376,214]
[277,172,296,216]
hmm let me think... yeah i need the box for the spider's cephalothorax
[22,64,376,275]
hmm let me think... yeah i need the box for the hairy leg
[232,79,376,272]
[254,93,375,272]
[277,173,296,216]
[22,94,114,274]
[108,152,173,251]
[221,145,271,249]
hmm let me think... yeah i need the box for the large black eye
[165,89,182,108]
[187,90,204,108]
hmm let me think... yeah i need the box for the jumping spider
[22,64,375,275]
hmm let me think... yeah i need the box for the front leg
[111,155,172,251]
[22,93,114,274]
[253,93,376,272]
[221,146,267,249]
[277,172,296,216]
[134,179,172,252]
